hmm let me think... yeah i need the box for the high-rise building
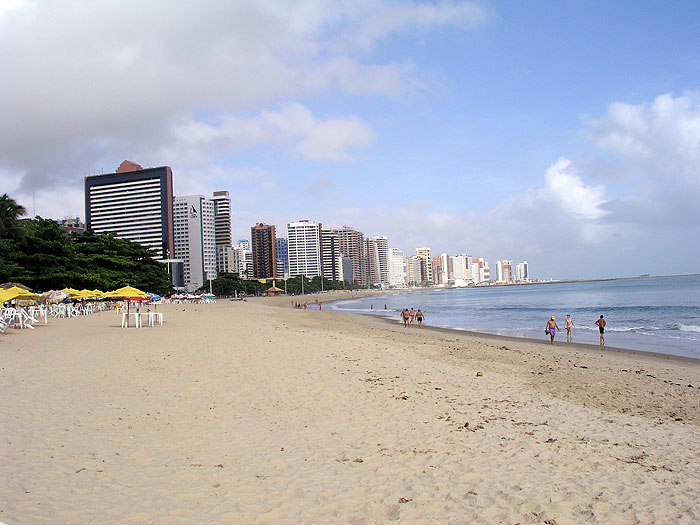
[406,255,422,286]
[452,254,469,280]
[432,256,443,285]
[233,240,252,279]
[287,220,322,278]
[501,260,513,283]
[516,261,529,282]
[84,160,174,259]
[367,236,389,286]
[337,226,367,286]
[211,191,231,248]
[275,238,289,278]
[496,260,504,283]
[173,195,217,291]
[216,245,238,274]
[251,223,277,279]
[321,227,340,282]
[388,248,406,288]
[415,247,433,284]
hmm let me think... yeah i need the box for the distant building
[275,238,289,278]
[84,160,174,259]
[338,255,354,284]
[251,223,277,279]
[287,220,322,278]
[501,260,513,283]
[211,191,232,248]
[173,195,217,291]
[415,247,432,285]
[57,217,85,235]
[366,236,389,286]
[337,226,367,286]
[321,227,340,282]
[516,261,529,282]
[216,245,238,274]
[388,248,406,288]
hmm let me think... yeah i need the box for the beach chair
[0,317,9,334]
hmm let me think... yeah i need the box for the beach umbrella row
[0,286,41,302]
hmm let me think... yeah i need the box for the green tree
[0,193,27,240]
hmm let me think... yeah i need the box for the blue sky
[1,1,699,279]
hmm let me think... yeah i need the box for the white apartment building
[287,220,322,278]
[388,248,406,288]
[516,261,529,282]
[173,195,217,291]
[367,236,389,286]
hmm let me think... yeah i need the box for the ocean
[329,275,700,359]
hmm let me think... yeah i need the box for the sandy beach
[2,294,699,523]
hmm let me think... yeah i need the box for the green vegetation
[0,194,172,294]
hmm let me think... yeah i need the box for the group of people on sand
[401,307,425,328]
[545,314,606,346]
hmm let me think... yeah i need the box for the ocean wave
[666,323,700,333]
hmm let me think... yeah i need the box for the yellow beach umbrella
[0,286,41,302]
[111,285,149,298]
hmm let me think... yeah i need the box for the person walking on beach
[545,316,559,344]
[595,315,606,346]
[565,314,575,342]
[409,308,415,325]
[416,309,425,328]
[401,308,410,327]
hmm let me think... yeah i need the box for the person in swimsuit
[595,315,606,346]
[415,309,425,328]
[401,308,410,328]
[545,316,559,344]
[409,308,415,325]
[565,314,575,342]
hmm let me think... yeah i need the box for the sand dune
[1,297,699,523]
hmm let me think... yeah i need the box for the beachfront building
[211,191,232,248]
[233,240,252,279]
[84,160,174,259]
[516,261,529,282]
[501,260,513,283]
[406,255,422,287]
[337,226,368,286]
[216,245,238,274]
[251,223,277,279]
[337,255,354,284]
[415,247,433,285]
[366,236,389,287]
[388,248,406,288]
[452,254,469,281]
[433,252,452,285]
[173,195,217,291]
[320,227,340,282]
[275,238,288,278]
[287,220,322,278]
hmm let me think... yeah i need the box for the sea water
[330,275,700,359]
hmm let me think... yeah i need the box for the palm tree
[0,193,27,239]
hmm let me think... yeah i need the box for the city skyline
[2,2,699,280]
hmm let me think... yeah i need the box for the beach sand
[1,295,699,523]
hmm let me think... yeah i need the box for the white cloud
[166,103,375,162]
[342,0,489,51]
[585,92,700,186]
[542,158,607,221]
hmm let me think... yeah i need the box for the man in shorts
[545,316,559,344]
[595,315,606,346]
[409,307,415,325]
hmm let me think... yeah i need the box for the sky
[1,0,700,280]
